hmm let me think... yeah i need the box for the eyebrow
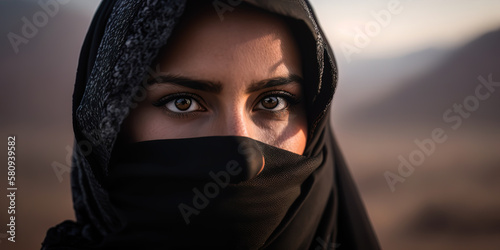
[247,74,303,93]
[148,74,222,93]
[148,74,303,94]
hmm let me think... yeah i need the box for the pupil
[175,98,191,110]
[262,97,278,109]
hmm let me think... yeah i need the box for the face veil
[42,0,380,249]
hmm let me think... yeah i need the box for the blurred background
[0,0,499,249]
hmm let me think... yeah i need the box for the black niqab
[42,0,380,249]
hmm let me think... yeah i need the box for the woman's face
[122,6,308,155]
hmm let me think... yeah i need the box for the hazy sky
[73,0,500,60]
[310,0,500,59]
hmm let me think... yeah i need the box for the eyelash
[152,91,302,118]
[253,91,301,112]
[152,93,206,119]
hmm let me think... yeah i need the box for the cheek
[255,111,308,155]
[281,118,308,155]
[278,125,307,155]
[123,105,211,141]
[122,106,174,142]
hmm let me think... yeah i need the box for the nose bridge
[219,100,250,137]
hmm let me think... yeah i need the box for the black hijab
[42,0,380,249]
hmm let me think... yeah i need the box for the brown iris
[175,98,191,111]
[261,96,279,109]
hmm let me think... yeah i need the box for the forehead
[156,4,302,82]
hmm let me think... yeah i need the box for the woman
[42,0,380,249]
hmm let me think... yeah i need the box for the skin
[121,5,308,155]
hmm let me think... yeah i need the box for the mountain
[343,28,500,128]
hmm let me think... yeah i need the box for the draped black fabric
[103,136,325,249]
[42,0,380,249]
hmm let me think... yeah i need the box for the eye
[153,93,206,113]
[256,96,288,111]
[166,97,200,112]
